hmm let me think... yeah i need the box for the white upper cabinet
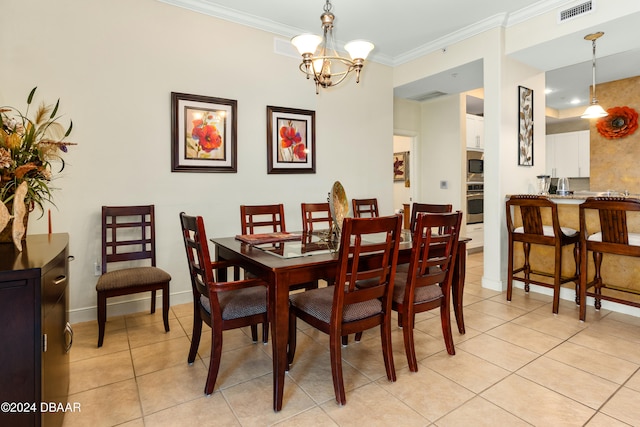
[545,130,590,178]
[466,114,484,149]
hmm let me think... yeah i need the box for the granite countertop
[507,191,640,204]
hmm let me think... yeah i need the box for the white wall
[0,0,393,322]
[418,95,465,211]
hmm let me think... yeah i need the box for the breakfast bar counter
[508,193,640,307]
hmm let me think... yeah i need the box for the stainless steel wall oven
[467,183,483,224]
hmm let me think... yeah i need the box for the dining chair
[505,195,580,314]
[240,204,286,234]
[287,214,402,405]
[179,212,268,395]
[95,205,170,347]
[393,211,462,371]
[578,197,640,321]
[240,203,317,290]
[352,198,379,218]
[301,202,333,234]
[408,202,452,232]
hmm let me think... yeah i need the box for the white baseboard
[68,290,193,324]
[511,282,640,318]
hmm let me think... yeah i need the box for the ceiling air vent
[411,91,448,102]
[558,1,593,22]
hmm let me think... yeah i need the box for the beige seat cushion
[96,266,171,291]
[289,286,382,324]
[588,232,640,246]
[514,225,577,237]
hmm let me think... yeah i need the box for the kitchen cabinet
[0,234,71,427]
[466,114,484,149]
[545,130,590,178]
[466,223,483,250]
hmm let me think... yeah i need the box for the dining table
[212,230,470,412]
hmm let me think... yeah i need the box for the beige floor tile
[126,317,185,349]
[68,349,134,394]
[511,310,587,340]
[69,325,130,362]
[273,406,339,426]
[587,317,640,344]
[606,311,640,327]
[423,350,510,393]
[481,375,595,426]
[600,387,640,426]
[516,356,619,409]
[131,336,192,376]
[62,379,141,427]
[287,333,370,404]
[414,314,481,345]
[569,328,640,364]
[143,394,240,426]
[465,299,528,321]
[545,341,639,384]
[201,344,273,391]
[584,412,631,427]
[486,322,563,354]
[196,326,267,360]
[457,308,508,332]
[456,334,539,372]
[112,419,144,427]
[490,289,551,312]
[320,382,428,427]
[170,302,193,319]
[434,396,531,427]
[377,366,475,422]
[462,283,502,299]
[136,362,209,415]
[124,306,176,329]
[222,374,316,427]
[625,369,640,392]
[339,328,441,379]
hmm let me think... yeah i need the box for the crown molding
[158,0,569,67]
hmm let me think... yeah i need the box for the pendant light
[581,32,608,119]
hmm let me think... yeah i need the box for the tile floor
[62,252,640,427]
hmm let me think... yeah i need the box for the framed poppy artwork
[171,92,237,173]
[266,106,316,174]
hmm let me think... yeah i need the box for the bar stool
[578,197,640,321]
[505,195,579,313]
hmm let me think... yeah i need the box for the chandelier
[581,31,608,119]
[291,0,374,94]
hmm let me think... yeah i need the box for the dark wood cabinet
[0,234,70,427]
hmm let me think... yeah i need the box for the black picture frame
[266,106,316,174]
[171,92,237,173]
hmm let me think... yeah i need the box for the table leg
[270,273,290,411]
[452,241,466,334]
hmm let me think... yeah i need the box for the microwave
[467,150,484,181]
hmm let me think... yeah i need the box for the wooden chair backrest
[409,202,452,232]
[240,204,286,234]
[102,205,156,273]
[301,202,333,233]
[352,198,379,218]
[333,215,402,315]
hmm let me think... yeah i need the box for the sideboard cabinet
[0,234,71,427]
